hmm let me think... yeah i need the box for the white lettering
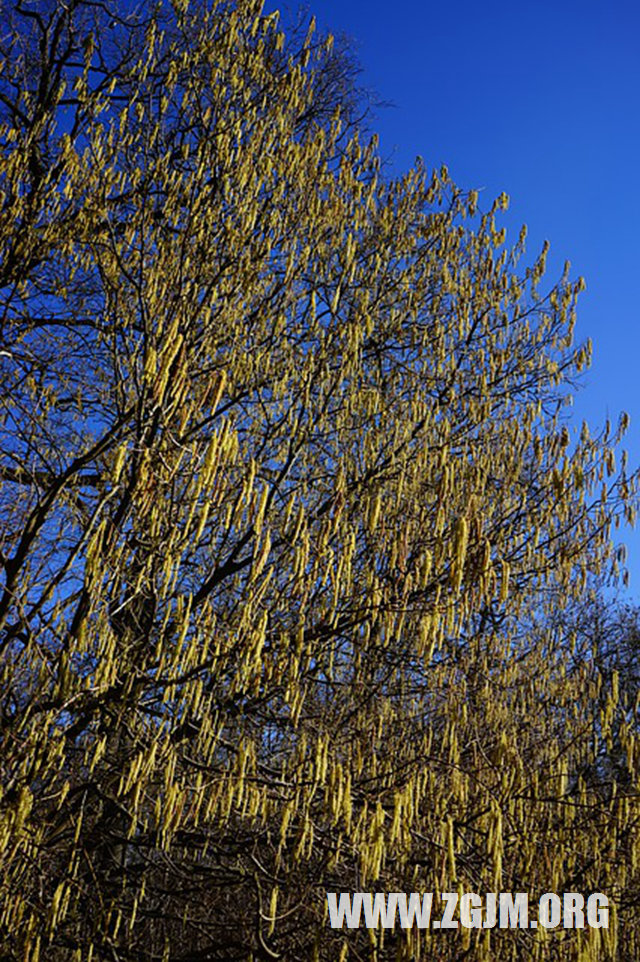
[440,892,459,928]
[563,893,584,928]
[539,893,562,928]
[326,892,363,929]
[460,893,482,928]
[586,893,609,928]
[500,892,528,928]
[396,892,433,929]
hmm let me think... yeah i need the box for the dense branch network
[0,1,638,960]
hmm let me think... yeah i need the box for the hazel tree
[0,1,638,960]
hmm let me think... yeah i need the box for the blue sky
[275,0,640,594]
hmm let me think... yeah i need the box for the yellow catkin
[2,1,637,957]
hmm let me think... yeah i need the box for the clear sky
[272,0,640,596]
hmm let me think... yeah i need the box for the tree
[0,1,638,959]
